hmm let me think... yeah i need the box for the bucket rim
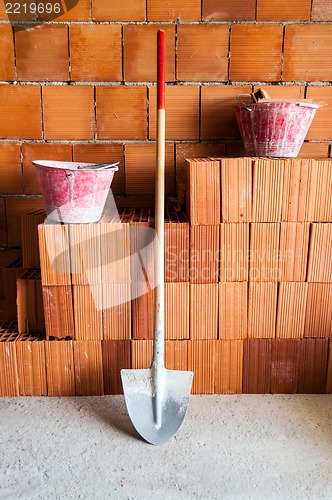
[235,100,320,111]
[32,159,119,172]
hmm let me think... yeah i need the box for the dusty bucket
[33,160,119,223]
[235,100,320,157]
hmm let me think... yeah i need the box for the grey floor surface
[0,395,332,499]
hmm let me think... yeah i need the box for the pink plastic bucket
[235,100,319,157]
[33,160,119,223]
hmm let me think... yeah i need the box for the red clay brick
[149,86,199,140]
[70,25,122,82]
[0,143,21,194]
[125,143,175,195]
[92,0,146,21]
[305,87,332,141]
[15,25,69,82]
[283,25,332,82]
[201,86,252,140]
[96,86,147,140]
[148,0,200,20]
[0,1,34,20]
[43,86,94,140]
[299,142,329,158]
[257,0,311,20]
[0,198,6,246]
[177,25,229,81]
[73,144,124,195]
[22,143,72,195]
[243,339,271,394]
[38,0,91,21]
[123,25,175,82]
[311,0,332,21]
[0,85,42,139]
[0,25,14,80]
[230,25,283,81]
[203,0,255,20]
[175,143,225,185]
[6,197,43,246]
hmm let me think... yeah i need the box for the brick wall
[1,0,332,247]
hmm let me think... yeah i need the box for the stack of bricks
[1,155,332,396]
[186,157,332,394]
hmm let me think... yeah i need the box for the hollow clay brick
[230,25,283,81]
[125,143,175,195]
[73,285,103,341]
[102,283,131,340]
[249,223,280,282]
[149,86,200,141]
[298,143,329,158]
[220,223,249,282]
[165,340,189,370]
[148,0,200,21]
[92,0,146,21]
[270,339,302,394]
[70,223,102,286]
[0,25,14,80]
[203,0,255,20]
[190,225,219,283]
[70,25,122,82]
[243,339,271,394]
[307,224,332,282]
[96,86,147,140]
[100,219,131,284]
[278,223,310,281]
[326,340,332,393]
[45,340,75,396]
[248,282,277,339]
[220,157,252,222]
[200,85,251,141]
[16,335,47,396]
[185,159,220,225]
[165,208,189,282]
[73,144,124,196]
[38,223,71,285]
[252,159,285,222]
[0,85,42,139]
[3,258,23,321]
[284,25,332,81]
[0,199,6,246]
[298,338,328,393]
[131,339,153,369]
[304,283,332,338]
[6,198,43,247]
[43,86,94,140]
[42,285,74,340]
[307,159,332,222]
[306,87,332,141]
[219,282,248,340]
[102,340,131,394]
[177,25,229,82]
[0,143,22,194]
[74,341,104,396]
[257,0,311,20]
[17,270,44,335]
[281,158,313,222]
[215,340,243,394]
[131,286,154,340]
[190,284,218,340]
[21,209,46,268]
[15,25,69,82]
[0,336,19,396]
[188,340,215,394]
[276,282,308,339]
[165,283,189,340]
[123,25,175,82]
[129,208,154,285]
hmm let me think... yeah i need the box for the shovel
[121,30,193,446]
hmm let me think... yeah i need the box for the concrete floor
[0,395,332,499]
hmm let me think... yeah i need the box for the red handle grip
[157,30,165,111]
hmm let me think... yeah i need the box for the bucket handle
[237,94,254,111]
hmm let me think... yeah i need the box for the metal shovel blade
[121,367,193,445]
